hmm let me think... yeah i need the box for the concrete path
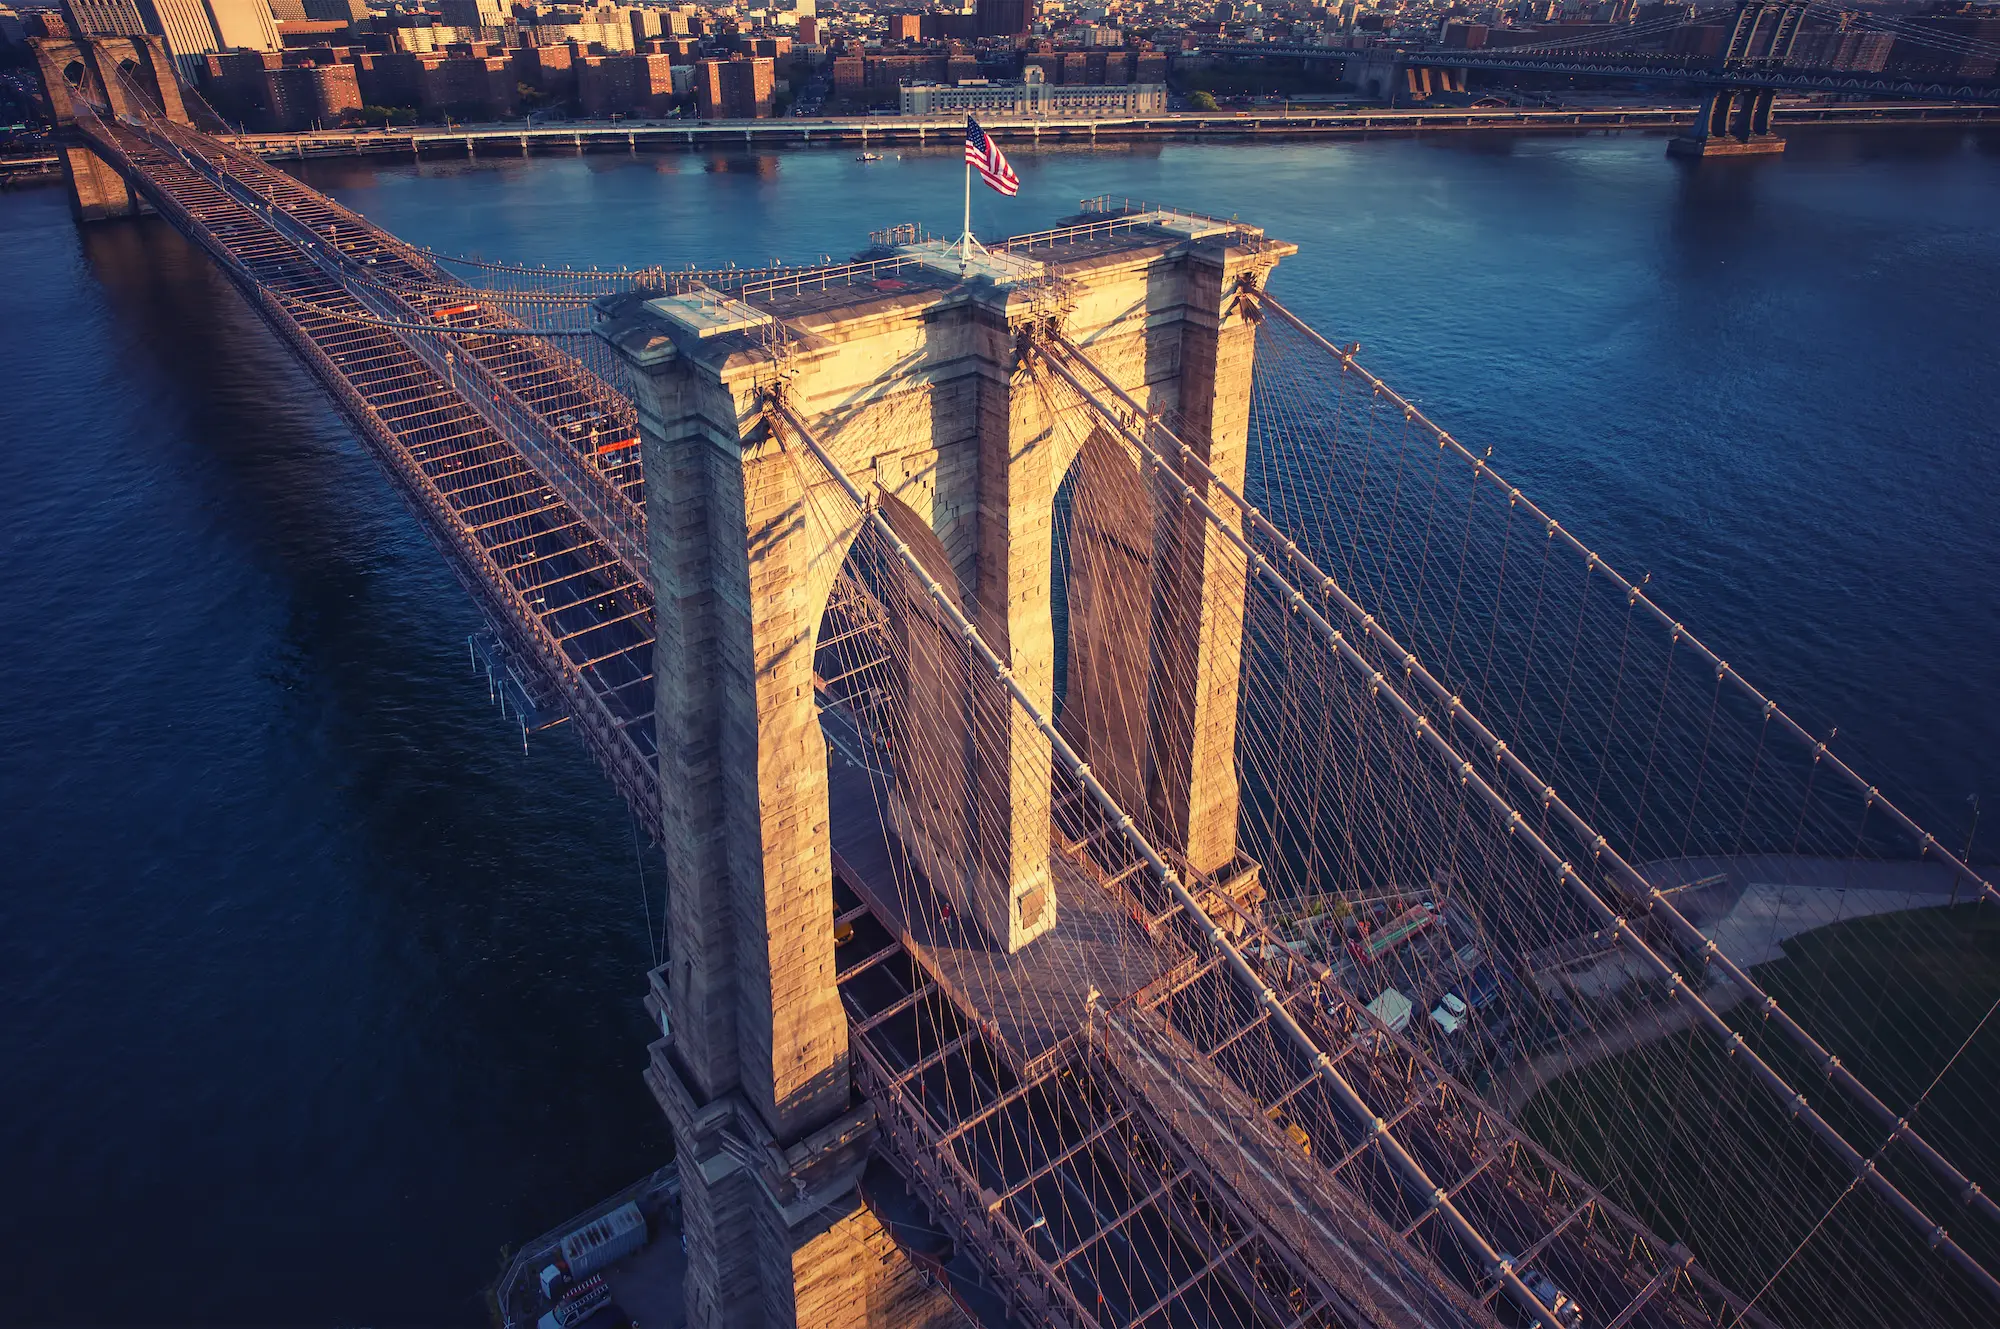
[1493,855,1974,1115]
[1640,854,1974,967]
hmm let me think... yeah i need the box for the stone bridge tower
[29,34,193,220]
[600,212,1291,1329]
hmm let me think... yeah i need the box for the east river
[1,125,1995,1323]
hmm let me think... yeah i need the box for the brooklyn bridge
[30,32,2000,1329]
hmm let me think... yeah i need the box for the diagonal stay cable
[1238,296,2000,1231]
[764,391,1570,1329]
[1036,331,2000,1308]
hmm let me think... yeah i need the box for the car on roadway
[1497,1254,1586,1328]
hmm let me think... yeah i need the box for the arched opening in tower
[811,492,977,941]
[1050,423,1155,830]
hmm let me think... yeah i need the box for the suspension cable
[1036,333,2000,1304]
[764,392,1573,1329]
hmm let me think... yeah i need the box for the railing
[1003,200,1254,255]
[491,1164,681,1329]
[1078,195,1239,227]
[732,205,1262,298]
[120,114,653,587]
[83,113,664,838]
[852,1034,1093,1329]
[734,253,929,300]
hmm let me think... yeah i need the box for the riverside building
[898,67,1165,117]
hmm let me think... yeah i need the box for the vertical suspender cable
[1037,338,2000,1306]
[765,394,1572,1329]
[1202,301,2000,1230]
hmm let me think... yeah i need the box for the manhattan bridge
[33,32,2000,1329]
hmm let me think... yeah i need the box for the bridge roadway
[85,104,1748,1329]
[76,106,664,831]
[1395,48,2000,102]
[803,692,1739,1329]
[1207,41,2000,103]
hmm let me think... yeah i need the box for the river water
[1,125,1995,1324]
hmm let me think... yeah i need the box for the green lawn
[1516,904,2000,1328]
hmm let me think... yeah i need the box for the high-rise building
[141,0,226,63]
[626,3,659,44]
[509,41,575,100]
[418,52,515,116]
[694,53,772,118]
[94,0,281,80]
[577,50,673,114]
[356,47,423,104]
[300,0,364,22]
[208,0,278,49]
[266,0,307,19]
[264,58,358,126]
[974,0,1028,37]
[198,47,274,121]
[437,0,501,27]
[63,0,149,36]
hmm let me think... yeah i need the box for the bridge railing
[85,111,664,835]
[270,266,663,838]
[112,109,655,586]
[853,1034,1092,1329]
[735,254,929,299]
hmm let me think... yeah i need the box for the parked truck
[1362,902,1438,962]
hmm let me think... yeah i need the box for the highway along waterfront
[215,101,2000,164]
[1,127,1995,1323]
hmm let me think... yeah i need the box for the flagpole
[961,142,972,274]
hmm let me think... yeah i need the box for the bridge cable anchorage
[1036,334,2000,1302]
[767,395,1574,1329]
[1244,290,2000,1219]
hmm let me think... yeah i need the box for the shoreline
[224,101,2000,164]
[0,155,61,185]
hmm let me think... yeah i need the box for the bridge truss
[74,72,2000,1329]
[1223,0,2000,106]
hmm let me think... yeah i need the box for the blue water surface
[0,124,1994,1324]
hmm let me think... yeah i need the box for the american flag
[964,116,1019,197]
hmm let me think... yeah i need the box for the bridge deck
[88,101,1798,1329]
[85,112,663,830]
[830,869,1365,1329]
[1141,958,1724,1329]
[825,723,1172,1079]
